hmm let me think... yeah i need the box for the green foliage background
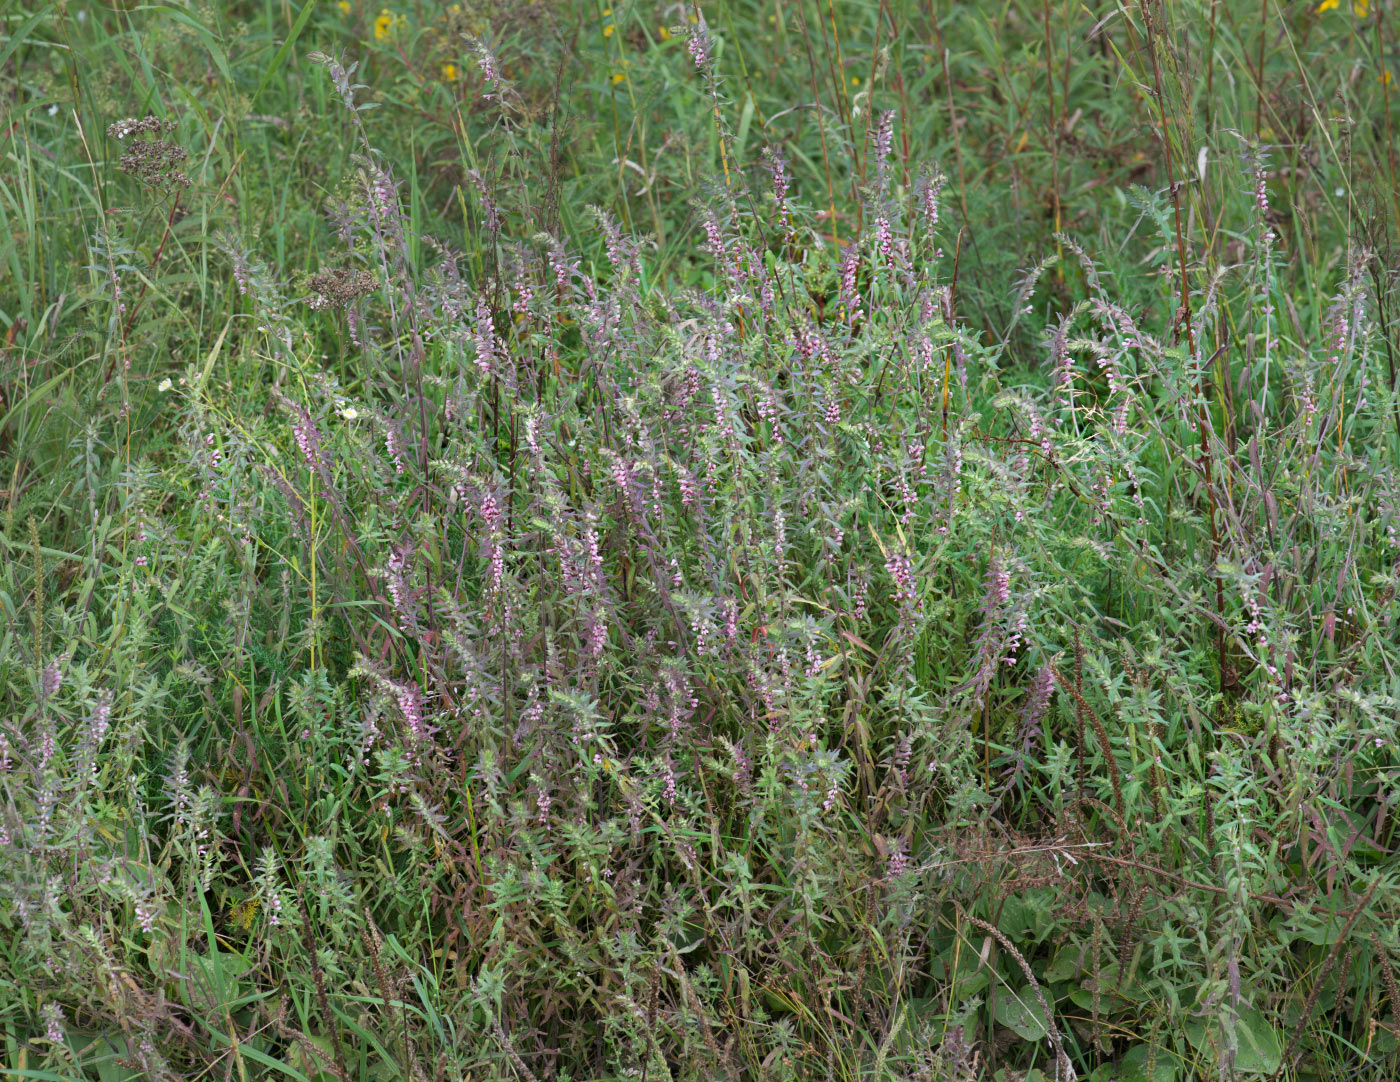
[2,0,1399,1079]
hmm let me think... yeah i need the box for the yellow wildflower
[658,24,671,40]
[1315,0,1338,10]
[612,72,626,83]
[229,897,261,931]
[602,6,612,13]
[441,62,459,80]
[1384,71,1393,86]
[851,75,860,85]
[337,0,350,12]
[374,8,404,39]
[603,23,614,36]
[1353,0,1369,13]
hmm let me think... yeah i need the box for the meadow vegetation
[2,0,1400,1078]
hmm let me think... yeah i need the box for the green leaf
[1067,963,1145,1012]
[762,989,797,1015]
[993,987,1050,1041]
[1183,1007,1282,1077]
[1090,1043,1180,1082]
[931,947,991,1001]
[251,0,320,109]
[66,1033,141,1082]
[180,948,251,1013]
[141,6,233,86]
[999,894,1055,943]
[205,1027,315,1082]
[952,969,990,1000]
[0,6,56,77]
[1280,897,1355,947]
[1043,946,1083,983]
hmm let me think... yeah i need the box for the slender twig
[1270,878,1381,1081]
[295,887,351,1082]
[102,193,183,385]
[122,195,181,338]
[1047,657,1123,815]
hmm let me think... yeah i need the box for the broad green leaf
[1090,1043,1180,1082]
[1043,946,1083,983]
[993,987,1050,1042]
[1183,1007,1282,1077]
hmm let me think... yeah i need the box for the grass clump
[2,0,1400,1080]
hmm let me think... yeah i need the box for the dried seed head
[305,267,377,310]
[109,117,190,192]
[107,115,174,140]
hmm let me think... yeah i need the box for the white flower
[48,104,60,117]
[339,407,359,420]
[157,378,172,392]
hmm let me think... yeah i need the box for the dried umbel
[107,116,172,140]
[107,116,190,192]
[305,267,377,310]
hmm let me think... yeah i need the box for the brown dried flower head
[108,116,190,192]
[306,267,377,310]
